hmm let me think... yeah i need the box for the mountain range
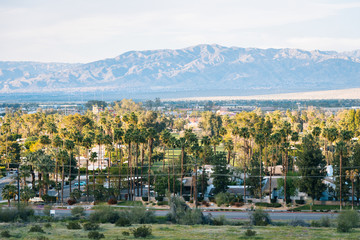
[1,44,360,100]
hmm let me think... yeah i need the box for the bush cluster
[214,192,242,207]
[167,196,205,225]
[88,231,105,239]
[0,206,34,222]
[29,225,45,233]
[244,229,256,237]
[310,216,331,227]
[66,221,82,229]
[337,210,359,232]
[131,225,152,238]
[289,219,310,227]
[71,206,85,219]
[0,230,10,238]
[249,209,271,226]
[107,198,117,205]
[83,222,100,231]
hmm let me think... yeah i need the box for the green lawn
[1,223,360,239]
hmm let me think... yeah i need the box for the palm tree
[346,169,359,210]
[2,184,17,207]
[269,132,281,203]
[104,134,113,191]
[64,139,75,195]
[58,149,68,206]
[89,152,98,192]
[239,127,250,203]
[82,135,93,201]
[124,127,134,200]
[52,135,63,200]
[224,139,234,165]
[337,129,353,210]
[71,130,83,191]
[147,127,157,201]
[114,127,124,198]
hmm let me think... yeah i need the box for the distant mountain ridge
[1,44,360,98]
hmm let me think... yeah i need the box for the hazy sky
[1,0,360,63]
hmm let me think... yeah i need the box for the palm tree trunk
[180,146,184,197]
[148,139,153,202]
[69,151,72,195]
[172,147,176,196]
[61,162,65,206]
[141,146,144,196]
[136,143,139,197]
[118,145,122,200]
[78,149,81,191]
[340,153,342,211]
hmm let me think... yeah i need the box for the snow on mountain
[0,44,360,95]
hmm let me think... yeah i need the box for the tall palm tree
[147,127,157,201]
[114,127,124,198]
[239,127,250,203]
[64,139,75,195]
[337,129,353,210]
[224,139,234,165]
[82,134,93,201]
[89,152,98,192]
[52,135,63,200]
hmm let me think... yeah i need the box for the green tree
[2,184,17,207]
[297,135,326,203]
[211,153,230,194]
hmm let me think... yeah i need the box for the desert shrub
[122,231,130,236]
[36,236,49,240]
[88,231,105,239]
[337,210,359,232]
[244,229,256,237]
[142,196,148,201]
[44,223,52,228]
[71,206,85,218]
[130,207,156,224]
[115,217,132,227]
[29,225,45,233]
[107,198,117,205]
[0,230,10,238]
[131,225,152,238]
[289,219,310,227]
[235,202,244,207]
[311,216,331,228]
[89,207,119,223]
[157,201,168,206]
[67,198,77,205]
[212,215,226,225]
[249,209,271,226]
[167,196,204,225]
[66,221,82,230]
[0,206,34,222]
[83,222,100,231]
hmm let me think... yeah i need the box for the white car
[29,197,44,203]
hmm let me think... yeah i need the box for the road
[34,208,338,221]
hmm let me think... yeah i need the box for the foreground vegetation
[1,223,360,239]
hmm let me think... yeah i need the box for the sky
[1,0,360,63]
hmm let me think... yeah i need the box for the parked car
[74,181,86,186]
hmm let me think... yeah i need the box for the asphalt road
[35,208,338,221]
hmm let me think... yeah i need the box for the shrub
[214,192,230,206]
[66,221,82,230]
[29,225,45,233]
[244,229,256,237]
[235,202,244,207]
[249,209,271,226]
[255,202,281,208]
[289,219,310,227]
[202,200,207,205]
[157,201,168,206]
[43,205,52,216]
[155,196,164,201]
[0,206,34,222]
[44,223,52,228]
[122,231,130,236]
[0,230,10,238]
[71,206,85,218]
[83,222,100,231]
[131,225,152,238]
[129,207,156,224]
[42,194,57,203]
[36,236,49,240]
[295,199,305,205]
[115,217,131,227]
[107,198,117,205]
[142,196,148,201]
[167,196,204,225]
[212,215,226,225]
[89,207,120,223]
[88,231,105,239]
[337,210,359,232]
[67,198,77,205]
